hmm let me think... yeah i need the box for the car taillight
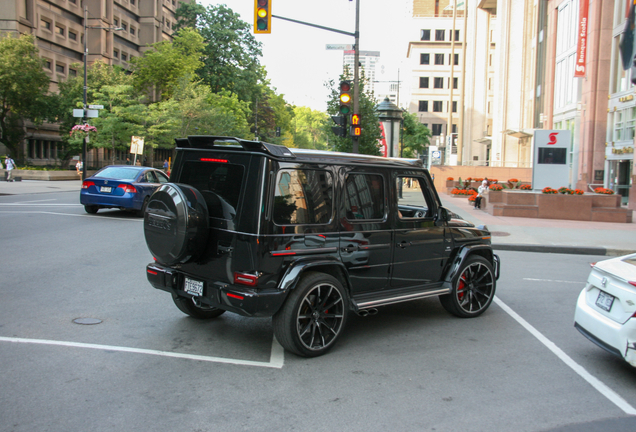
[630,281,636,287]
[82,181,95,189]
[200,158,228,163]
[234,272,258,286]
[118,184,137,193]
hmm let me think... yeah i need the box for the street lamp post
[81,6,122,180]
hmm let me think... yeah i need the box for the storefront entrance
[609,160,632,206]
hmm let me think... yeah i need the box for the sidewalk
[1,179,634,256]
[441,192,636,256]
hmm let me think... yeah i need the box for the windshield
[94,167,140,180]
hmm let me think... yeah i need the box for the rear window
[180,161,245,220]
[94,167,139,180]
[273,169,333,225]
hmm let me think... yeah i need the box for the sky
[198,0,418,112]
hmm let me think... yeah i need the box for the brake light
[82,181,95,189]
[227,292,245,300]
[590,262,596,268]
[200,158,228,163]
[118,184,137,193]
[630,281,636,287]
[147,269,158,275]
[234,272,258,286]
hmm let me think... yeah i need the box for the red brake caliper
[457,273,467,301]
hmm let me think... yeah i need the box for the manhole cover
[490,231,511,237]
[73,318,102,325]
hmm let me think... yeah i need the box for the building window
[55,25,64,36]
[69,31,77,41]
[453,77,458,89]
[55,64,64,74]
[434,77,444,89]
[614,107,636,142]
[420,53,429,65]
[44,60,51,70]
[433,101,443,112]
[435,29,445,41]
[434,54,444,65]
[41,19,51,31]
[418,101,428,112]
[130,27,135,35]
[113,49,119,58]
[421,29,431,41]
[452,101,457,113]
[130,0,135,4]
[419,77,429,88]
[454,30,460,41]
[453,53,459,66]
[432,124,442,135]
[122,22,127,31]
[69,0,76,4]
[121,53,127,61]
[69,68,77,77]
[114,18,119,26]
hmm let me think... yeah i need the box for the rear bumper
[146,263,288,317]
[574,288,636,367]
[80,191,140,209]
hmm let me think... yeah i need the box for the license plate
[184,277,204,296]
[596,290,615,312]
[100,186,112,193]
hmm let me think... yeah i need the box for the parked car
[143,136,500,357]
[80,165,169,216]
[574,253,636,367]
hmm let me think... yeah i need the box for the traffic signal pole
[269,0,362,152]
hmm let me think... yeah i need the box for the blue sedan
[80,165,170,216]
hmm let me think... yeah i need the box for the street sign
[130,136,145,155]
[88,104,104,109]
[326,44,353,50]
[73,109,84,118]
[86,110,98,118]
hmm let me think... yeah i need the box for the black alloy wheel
[172,294,225,319]
[273,272,348,357]
[440,255,495,318]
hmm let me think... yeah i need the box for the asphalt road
[1,191,635,432]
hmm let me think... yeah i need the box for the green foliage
[0,33,52,160]
[130,27,204,100]
[324,71,382,155]
[291,106,328,149]
[174,3,265,104]
[401,111,430,158]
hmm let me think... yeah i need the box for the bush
[542,187,558,194]
[594,187,615,195]
[520,184,532,190]
[573,189,585,195]
[446,177,454,181]
[489,184,503,191]
[558,187,573,195]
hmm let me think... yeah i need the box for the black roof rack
[175,136,294,158]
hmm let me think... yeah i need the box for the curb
[492,243,635,256]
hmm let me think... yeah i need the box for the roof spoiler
[174,136,294,158]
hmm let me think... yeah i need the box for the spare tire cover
[144,183,209,265]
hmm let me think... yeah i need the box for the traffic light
[331,115,346,138]
[338,81,352,115]
[350,113,361,136]
[254,0,271,34]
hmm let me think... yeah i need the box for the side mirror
[437,206,451,222]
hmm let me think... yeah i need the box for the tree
[324,73,382,155]
[130,27,204,100]
[174,3,265,103]
[0,34,51,161]
[292,106,328,149]
[401,111,431,158]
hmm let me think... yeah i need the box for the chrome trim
[355,288,450,309]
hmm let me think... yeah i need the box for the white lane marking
[0,336,285,369]
[14,199,57,204]
[0,211,142,220]
[523,278,582,284]
[494,296,636,415]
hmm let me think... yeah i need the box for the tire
[137,196,149,217]
[172,294,225,319]
[439,255,496,318]
[273,272,349,357]
[143,183,209,265]
[84,205,98,214]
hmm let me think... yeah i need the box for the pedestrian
[5,156,15,182]
[0,158,3,170]
[76,159,83,175]
[135,159,141,166]
[163,159,169,171]
[126,157,131,165]
[474,179,488,209]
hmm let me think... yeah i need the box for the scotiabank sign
[574,0,589,77]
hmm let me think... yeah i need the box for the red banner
[574,0,589,77]
[378,122,387,157]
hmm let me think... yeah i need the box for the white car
[574,253,636,367]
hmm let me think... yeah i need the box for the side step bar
[353,287,451,311]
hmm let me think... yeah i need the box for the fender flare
[278,257,352,293]
[444,244,500,283]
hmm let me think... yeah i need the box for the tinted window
[345,174,385,221]
[397,177,432,218]
[94,167,140,180]
[180,161,245,219]
[274,169,333,225]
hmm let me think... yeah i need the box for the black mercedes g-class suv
[143,136,500,357]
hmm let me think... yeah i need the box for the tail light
[630,281,636,287]
[234,272,258,286]
[118,184,137,193]
[82,181,95,189]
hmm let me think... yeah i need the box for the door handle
[397,241,412,248]
[342,245,359,253]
